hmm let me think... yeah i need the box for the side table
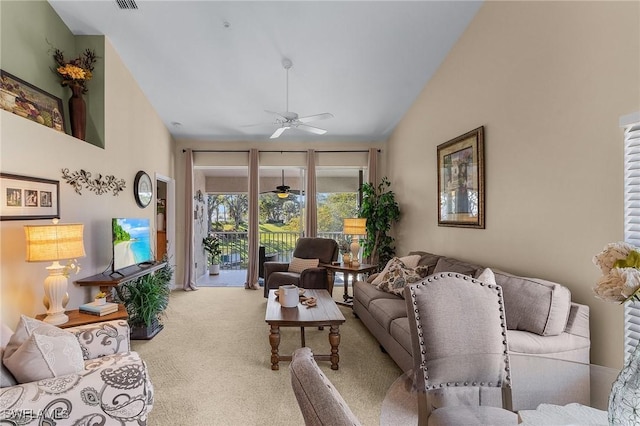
[36,304,128,329]
[320,262,378,306]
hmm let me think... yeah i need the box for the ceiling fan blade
[270,127,288,139]
[265,110,288,119]
[297,113,334,123]
[297,124,327,135]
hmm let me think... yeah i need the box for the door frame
[156,173,176,289]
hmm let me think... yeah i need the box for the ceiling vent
[116,0,138,10]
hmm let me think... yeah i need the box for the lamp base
[350,241,361,268]
[43,312,69,325]
[42,262,70,326]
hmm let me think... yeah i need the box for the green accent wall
[0,0,105,148]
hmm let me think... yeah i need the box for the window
[622,112,640,362]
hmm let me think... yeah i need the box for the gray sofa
[353,251,590,373]
[1,317,153,425]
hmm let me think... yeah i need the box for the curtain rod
[182,149,380,153]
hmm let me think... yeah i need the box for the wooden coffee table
[265,289,346,370]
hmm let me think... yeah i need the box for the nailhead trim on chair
[408,272,513,391]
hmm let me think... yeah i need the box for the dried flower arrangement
[51,47,98,94]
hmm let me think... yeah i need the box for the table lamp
[24,220,85,325]
[343,218,367,267]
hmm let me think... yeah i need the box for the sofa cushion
[433,257,482,277]
[288,257,319,274]
[507,329,590,358]
[372,255,421,286]
[389,317,412,356]
[353,281,400,309]
[4,326,84,383]
[493,270,571,336]
[376,261,430,297]
[369,298,408,332]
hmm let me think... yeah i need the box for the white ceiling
[48,0,482,143]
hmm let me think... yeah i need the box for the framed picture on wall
[0,173,60,220]
[437,126,485,229]
[0,69,66,133]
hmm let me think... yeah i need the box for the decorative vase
[68,84,86,140]
[609,341,640,425]
[342,253,351,265]
[95,297,106,305]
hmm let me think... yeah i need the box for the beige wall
[388,1,639,368]
[0,38,175,327]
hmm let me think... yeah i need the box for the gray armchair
[263,237,339,298]
[404,273,518,426]
[289,347,362,426]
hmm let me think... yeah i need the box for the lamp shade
[24,223,85,262]
[343,218,367,236]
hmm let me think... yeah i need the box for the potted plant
[94,291,107,305]
[360,176,401,270]
[338,237,352,265]
[115,260,172,340]
[203,233,222,275]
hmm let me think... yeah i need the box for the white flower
[594,268,628,302]
[621,268,640,299]
[592,241,635,275]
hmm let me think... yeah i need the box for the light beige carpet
[132,287,403,425]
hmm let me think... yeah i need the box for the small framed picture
[437,126,485,229]
[0,173,60,220]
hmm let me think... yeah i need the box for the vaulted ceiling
[49,1,482,143]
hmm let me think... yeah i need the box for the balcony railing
[215,231,344,270]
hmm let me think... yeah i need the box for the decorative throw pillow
[288,257,320,274]
[3,325,84,384]
[371,255,421,286]
[0,348,17,387]
[476,268,497,285]
[3,315,52,360]
[376,263,430,297]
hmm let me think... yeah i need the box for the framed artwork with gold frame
[437,126,485,229]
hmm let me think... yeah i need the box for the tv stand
[76,261,167,297]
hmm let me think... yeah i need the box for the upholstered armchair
[289,347,361,426]
[263,237,339,298]
[404,272,518,426]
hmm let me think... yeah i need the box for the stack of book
[79,301,119,316]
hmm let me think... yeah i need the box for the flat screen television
[112,218,153,272]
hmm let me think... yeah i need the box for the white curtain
[245,149,260,289]
[183,149,198,291]
[305,149,317,237]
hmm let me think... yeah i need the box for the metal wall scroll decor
[61,168,126,196]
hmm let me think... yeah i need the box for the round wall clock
[133,170,153,208]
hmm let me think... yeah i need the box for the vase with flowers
[51,47,98,141]
[593,241,640,425]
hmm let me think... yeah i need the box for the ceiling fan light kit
[267,58,334,139]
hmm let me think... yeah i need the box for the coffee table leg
[269,324,280,370]
[329,325,341,370]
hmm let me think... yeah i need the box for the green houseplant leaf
[360,176,400,270]
[115,258,172,330]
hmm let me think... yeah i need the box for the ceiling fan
[266,58,333,139]
[262,170,302,199]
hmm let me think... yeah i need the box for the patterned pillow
[371,255,421,286]
[376,262,430,297]
[288,257,320,274]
